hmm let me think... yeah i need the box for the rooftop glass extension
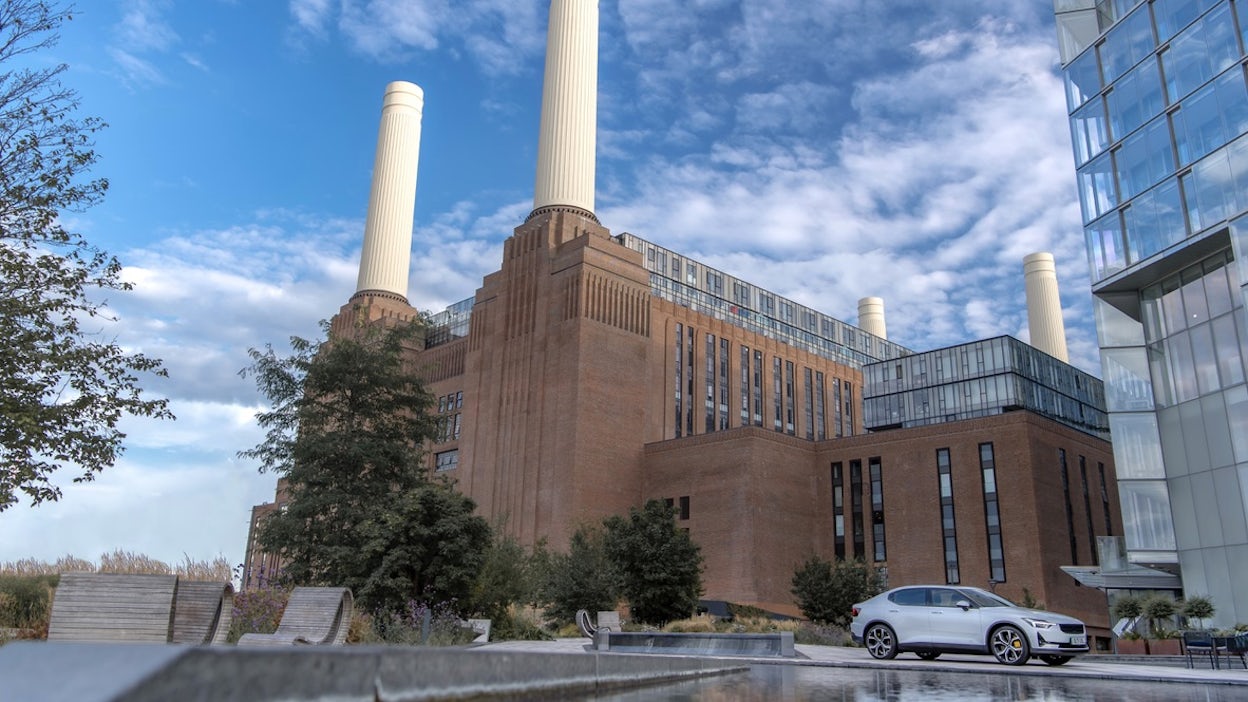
[615,233,911,369]
[862,336,1110,440]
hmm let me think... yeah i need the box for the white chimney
[858,297,887,339]
[531,0,598,220]
[356,81,424,301]
[1023,252,1070,362]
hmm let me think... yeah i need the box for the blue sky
[1,0,1094,571]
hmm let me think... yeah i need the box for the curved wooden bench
[47,573,178,643]
[171,580,234,645]
[237,587,353,646]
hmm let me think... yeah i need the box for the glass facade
[862,336,1109,439]
[618,233,911,368]
[426,297,474,348]
[1056,0,1248,626]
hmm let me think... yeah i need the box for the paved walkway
[478,638,1248,687]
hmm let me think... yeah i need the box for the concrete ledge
[0,642,747,702]
[595,630,796,658]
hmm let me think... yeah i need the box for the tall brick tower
[456,0,653,546]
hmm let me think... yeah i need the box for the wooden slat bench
[171,580,234,645]
[46,573,178,643]
[236,587,353,646]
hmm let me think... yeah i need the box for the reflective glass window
[1107,59,1165,139]
[1184,150,1238,233]
[1115,116,1174,199]
[1204,255,1236,318]
[1100,5,1157,85]
[1118,480,1178,550]
[1086,214,1128,280]
[1102,346,1156,411]
[1172,69,1248,167]
[1166,330,1200,402]
[1227,385,1248,462]
[1181,265,1211,325]
[1161,4,1238,103]
[1213,315,1246,386]
[1094,295,1146,346]
[1066,48,1102,112]
[1079,152,1119,223]
[1071,96,1112,166]
[1109,413,1166,478]
[1123,177,1185,263]
[1189,323,1220,394]
[1241,0,1248,52]
[1153,0,1219,43]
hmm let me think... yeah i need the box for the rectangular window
[752,351,763,426]
[740,345,750,426]
[844,382,854,436]
[773,356,783,431]
[980,443,1005,583]
[850,460,865,560]
[784,360,796,435]
[435,449,459,472]
[815,371,827,440]
[870,457,885,562]
[705,334,716,432]
[452,413,461,440]
[760,293,775,316]
[455,391,463,409]
[679,496,690,520]
[686,326,696,436]
[938,448,959,584]
[674,324,684,438]
[1060,449,1078,564]
[1081,456,1098,566]
[804,368,815,440]
[719,338,730,430]
[832,462,845,560]
[733,281,750,306]
[1099,462,1114,536]
[833,379,844,438]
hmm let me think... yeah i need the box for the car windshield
[960,589,1016,608]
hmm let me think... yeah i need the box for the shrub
[791,556,884,627]
[1142,596,1178,638]
[355,600,476,646]
[227,584,290,643]
[1181,596,1215,629]
[0,575,58,636]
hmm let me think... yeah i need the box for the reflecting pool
[598,665,1241,701]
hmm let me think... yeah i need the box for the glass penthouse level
[1055,0,1248,625]
[616,233,911,369]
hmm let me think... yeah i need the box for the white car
[850,585,1089,666]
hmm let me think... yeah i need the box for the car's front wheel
[991,625,1031,665]
[1039,655,1072,666]
[864,623,898,660]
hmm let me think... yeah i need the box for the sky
[0,0,1097,571]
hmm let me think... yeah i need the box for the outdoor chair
[575,609,596,638]
[1216,633,1248,669]
[1182,630,1219,669]
[596,611,622,632]
[47,573,178,643]
[171,580,234,645]
[237,586,353,646]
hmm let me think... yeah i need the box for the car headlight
[1023,617,1055,629]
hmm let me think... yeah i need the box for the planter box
[1117,638,1148,655]
[1150,638,1182,655]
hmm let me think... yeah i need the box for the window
[1099,462,1114,536]
[773,356,783,432]
[1081,456,1098,566]
[815,371,827,440]
[980,443,1005,582]
[850,460,865,559]
[718,338,730,430]
[937,449,959,584]
[679,496,690,520]
[804,368,815,440]
[674,324,684,438]
[784,360,796,435]
[705,334,716,432]
[740,345,751,426]
[733,281,750,306]
[435,450,459,472]
[832,462,845,560]
[1060,449,1078,564]
[870,458,885,562]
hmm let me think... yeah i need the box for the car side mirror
[956,599,972,611]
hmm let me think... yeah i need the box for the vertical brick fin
[468,306,488,352]
[578,272,649,337]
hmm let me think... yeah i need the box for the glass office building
[1055,0,1248,624]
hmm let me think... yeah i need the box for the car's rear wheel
[1039,655,1072,666]
[991,625,1030,666]
[864,623,898,660]
[916,651,941,660]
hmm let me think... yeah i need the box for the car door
[927,587,983,649]
[886,587,933,645]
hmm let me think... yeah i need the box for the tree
[1111,594,1143,635]
[241,320,452,611]
[0,0,171,511]
[602,499,703,625]
[790,556,885,627]
[1181,595,1215,630]
[356,481,491,613]
[541,525,619,625]
[1142,595,1178,637]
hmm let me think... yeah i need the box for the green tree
[241,320,460,611]
[0,0,171,511]
[1111,594,1143,635]
[1181,595,1215,630]
[791,556,884,627]
[470,531,537,622]
[541,525,619,625]
[1142,595,1178,637]
[602,499,703,625]
[356,481,491,613]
